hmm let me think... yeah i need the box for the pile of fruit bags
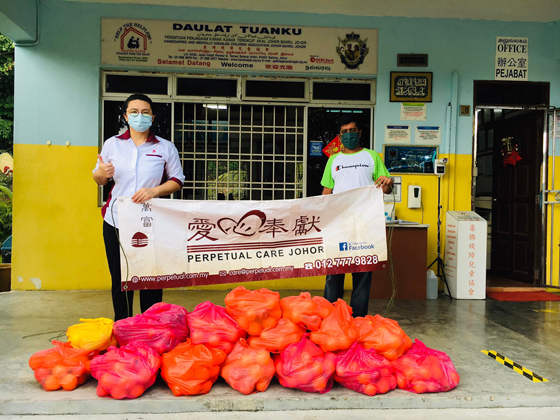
[29,286,460,398]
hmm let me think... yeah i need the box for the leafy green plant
[0,163,12,244]
[0,33,14,152]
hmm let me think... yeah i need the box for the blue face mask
[127,114,153,133]
[341,131,360,150]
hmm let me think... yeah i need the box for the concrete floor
[1,289,559,417]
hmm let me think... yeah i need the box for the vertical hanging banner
[118,186,388,290]
[495,37,528,81]
[101,18,378,75]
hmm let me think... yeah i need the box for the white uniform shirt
[94,130,185,228]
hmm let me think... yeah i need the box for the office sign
[495,37,528,80]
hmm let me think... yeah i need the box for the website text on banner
[117,185,388,290]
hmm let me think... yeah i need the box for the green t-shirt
[321,149,390,194]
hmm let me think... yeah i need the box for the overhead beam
[0,0,37,43]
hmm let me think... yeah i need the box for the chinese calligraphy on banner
[444,211,487,299]
[101,19,378,75]
[495,37,528,81]
[117,185,388,290]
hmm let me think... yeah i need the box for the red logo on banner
[131,232,148,248]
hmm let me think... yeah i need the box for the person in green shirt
[320,114,393,316]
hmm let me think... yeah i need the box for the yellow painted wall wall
[12,144,109,290]
[545,156,560,288]
[12,144,474,291]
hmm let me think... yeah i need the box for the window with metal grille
[173,103,305,201]
[176,77,238,98]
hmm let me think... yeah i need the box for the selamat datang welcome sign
[117,185,388,290]
[101,18,378,75]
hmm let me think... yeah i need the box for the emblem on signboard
[113,22,152,53]
[336,32,368,69]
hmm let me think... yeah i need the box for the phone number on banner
[309,255,379,269]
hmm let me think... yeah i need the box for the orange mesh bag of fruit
[334,342,397,396]
[113,302,189,354]
[247,318,306,353]
[220,338,275,395]
[66,317,117,352]
[90,341,161,399]
[309,299,358,352]
[187,301,246,354]
[391,339,460,393]
[161,339,227,396]
[274,335,337,394]
[28,340,96,391]
[280,292,334,331]
[224,286,282,336]
[355,314,412,361]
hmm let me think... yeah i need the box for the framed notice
[390,72,433,103]
[385,125,411,144]
[383,145,438,174]
[415,126,441,145]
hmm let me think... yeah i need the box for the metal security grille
[173,103,305,201]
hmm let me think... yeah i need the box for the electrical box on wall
[408,185,421,208]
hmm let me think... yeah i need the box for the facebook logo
[339,242,348,251]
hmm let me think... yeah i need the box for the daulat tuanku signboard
[117,186,388,290]
[101,19,378,75]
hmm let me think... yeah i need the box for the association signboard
[101,19,378,76]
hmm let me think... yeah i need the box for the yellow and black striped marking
[481,350,549,382]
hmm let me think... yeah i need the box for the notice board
[383,145,438,174]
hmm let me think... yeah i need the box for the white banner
[101,19,378,75]
[117,186,388,290]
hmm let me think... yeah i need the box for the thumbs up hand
[97,154,115,179]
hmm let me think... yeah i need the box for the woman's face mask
[341,131,360,150]
[127,113,153,133]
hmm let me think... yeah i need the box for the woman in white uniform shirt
[93,94,185,321]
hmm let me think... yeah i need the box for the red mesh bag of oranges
[247,318,306,353]
[28,340,96,391]
[187,301,246,354]
[309,299,358,352]
[280,292,334,331]
[161,339,227,396]
[113,302,189,354]
[224,287,282,336]
[90,341,161,399]
[274,335,336,394]
[391,339,460,393]
[220,338,275,395]
[334,342,397,396]
[355,314,412,361]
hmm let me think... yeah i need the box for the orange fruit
[60,374,78,391]
[364,383,377,396]
[412,383,428,393]
[52,365,68,378]
[43,375,60,391]
[129,385,145,398]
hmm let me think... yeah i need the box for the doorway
[473,81,549,285]
[306,107,372,197]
